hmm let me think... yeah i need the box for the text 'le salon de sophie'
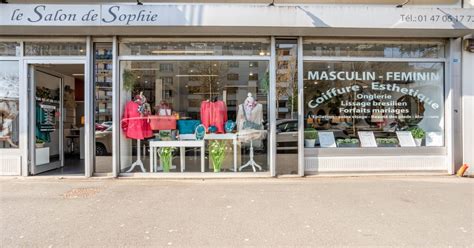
[9,5,159,25]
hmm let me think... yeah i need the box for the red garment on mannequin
[121,101,153,140]
[200,100,228,133]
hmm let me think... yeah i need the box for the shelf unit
[94,43,113,123]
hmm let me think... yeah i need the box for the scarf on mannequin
[244,97,256,120]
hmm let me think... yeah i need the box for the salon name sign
[1,4,473,29]
[6,5,160,25]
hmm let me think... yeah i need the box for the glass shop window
[303,61,444,148]
[24,42,86,56]
[0,42,20,56]
[119,60,270,173]
[303,40,445,58]
[119,38,270,56]
[0,61,20,148]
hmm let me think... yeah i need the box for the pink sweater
[121,101,153,140]
[200,100,228,133]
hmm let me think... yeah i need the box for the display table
[179,133,239,172]
[149,140,205,173]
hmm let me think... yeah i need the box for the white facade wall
[462,41,474,175]
[0,2,472,176]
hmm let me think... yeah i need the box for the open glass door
[29,64,64,175]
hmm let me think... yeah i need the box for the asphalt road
[0,176,473,247]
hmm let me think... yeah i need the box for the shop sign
[307,70,441,113]
[0,4,473,29]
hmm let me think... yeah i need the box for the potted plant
[336,138,359,148]
[35,139,45,148]
[304,128,318,148]
[158,147,175,172]
[209,140,227,172]
[122,69,137,92]
[409,127,425,146]
[376,137,399,147]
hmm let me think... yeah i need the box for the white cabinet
[35,147,50,165]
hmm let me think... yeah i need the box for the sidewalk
[0,176,473,247]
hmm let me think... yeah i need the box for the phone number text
[400,14,474,24]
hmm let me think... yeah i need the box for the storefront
[0,3,472,177]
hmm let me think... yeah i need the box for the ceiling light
[150,50,214,54]
[175,75,218,77]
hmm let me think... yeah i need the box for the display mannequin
[236,93,265,172]
[155,100,172,116]
[0,100,19,147]
[121,92,153,172]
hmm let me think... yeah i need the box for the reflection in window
[0,42,20,56]
[227,73,239,81]
[94,43,113,173]
[119,39,270,56]
[303,61,444,148]
[0,61,20,148]
[249,73,258,81]
[25,42,86,56]
[228,61,240,68]
[303,40,445,58]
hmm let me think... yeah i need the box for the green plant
[209,140,228,172]
[260,71,270,94]
[158,147,175,172]
[409,127,426,139]
[376,138,399,144]
[122,69,137,92]
[304,128,318,140]
[36,139,44,144]
[336,138,359,145]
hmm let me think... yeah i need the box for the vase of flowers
[376,138,399,147]
[336,138,360,148]
[209,140,227,172]
[304,128,318,148]
[35,139,45,148]
[409,127,425,147]
[158,147,175,172]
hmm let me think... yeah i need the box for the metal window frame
[1,38,92,177]
[300,41,450,164]
[114,39,274,177]
[0,58,22,174]
[117,55,270,61]
[23,57,89,176]
[12,37,92,177]
[119,37,271,42]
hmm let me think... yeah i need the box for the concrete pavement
[0,176,473,247]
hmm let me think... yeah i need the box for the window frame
[116,38,272,175]
[302,39,447,157]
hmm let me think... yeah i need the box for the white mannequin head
[245,92,255,105]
